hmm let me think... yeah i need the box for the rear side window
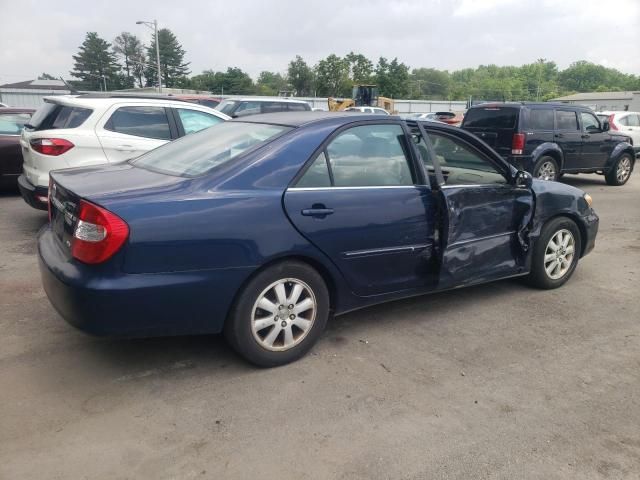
[261,102,287,114]
[0,112,32,135]
[26,104,92,131]
[555,110,579,131]
[622,114,639,126]
[235,102,261,117]
[527,109,554,130]
[295,152,332,188]
[463,107,518,128]
[177,109,223,135]
[105,106,171,140]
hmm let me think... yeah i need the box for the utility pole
[136,19,162,93]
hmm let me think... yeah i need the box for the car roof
[599,110,638,115]
[468,102,593,111]
[43,94,218,109]
[220,97,310,104]
[230,111,461,130]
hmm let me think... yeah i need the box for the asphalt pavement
[1,173,639,479]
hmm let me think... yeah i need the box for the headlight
[584,193,593,207]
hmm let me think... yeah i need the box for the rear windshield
[132,122,291,177]
[216,100,237,115]
[25,103,92,131]
[463,107,518,128]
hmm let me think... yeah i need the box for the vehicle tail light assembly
[511,133,525,155]
[608,114,618,130]
[71,200,129,264]
[30,138,74,156]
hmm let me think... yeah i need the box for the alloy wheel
[616,156,632,183]
[251,278,317,352]
[544,229,575,280]
[537,161,557,181]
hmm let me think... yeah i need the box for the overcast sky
[1,0,639,85]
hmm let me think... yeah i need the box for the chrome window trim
[287,185,423,192]
[449,231,516,248]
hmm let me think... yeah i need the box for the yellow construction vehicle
[327,85,395,113]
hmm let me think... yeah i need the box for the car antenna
[59,76,80,95]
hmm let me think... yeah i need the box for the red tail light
[512,133,525,155]
[30,138,74,156]
[608,114,618,130]
[71,200,129,264]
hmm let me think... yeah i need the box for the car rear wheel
[224,261,329,367]
[605,154,633,186]
[526,217,581,289]
[533,156,559,181]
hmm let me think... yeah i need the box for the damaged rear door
[415,124,534,289]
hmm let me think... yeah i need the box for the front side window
[0,112,32,135]
[555,110,579,131]
[106,106,171,140]
[177,108,223,135]
[580,112,600,132]
[216,100,237,116]
[235,102,261,117]
[424,132,506,185]
[326,124,414,187]
[132,122,290,177]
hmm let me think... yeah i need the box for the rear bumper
[18,174,48,210]
[38,227,254,337]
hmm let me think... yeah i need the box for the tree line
[68,30,640,100]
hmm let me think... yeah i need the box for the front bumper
[18,174,48,210]
[38,227,253,338]
[581,208,599,257]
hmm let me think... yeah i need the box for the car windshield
[216,100,238,115]
[131,121,291,177]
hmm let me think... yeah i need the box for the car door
[579,111,610,169]
[554,109,583,170]
[418,128,533,288]
[284,122,439,297]
[97,105,176,162]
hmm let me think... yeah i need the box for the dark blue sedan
[39,112,599,366]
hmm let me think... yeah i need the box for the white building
[0,79,71,108]
[551,91,640,112]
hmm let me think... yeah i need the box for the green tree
[145,28,190,88]
[37,73,57,80]
[70,32,121,90]
[410,68,450,99]
[189,67,254,95]
[287,55,314,96]
[375,57,409,98]
[255,71,289,95]
[113,32,145,88]
[345,52,374,84]
[315,54,350,96]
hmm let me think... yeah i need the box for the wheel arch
[541,212,588,258]
[605,144,635,172]
[532,143,564,171]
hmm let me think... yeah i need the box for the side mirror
[601,120,610,132]
[514,170,533,189]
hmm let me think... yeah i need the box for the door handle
[301,206,334,217]
[554,133,564,138]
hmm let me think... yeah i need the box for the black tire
[526,217,582,289]
[605,153,634,186]
[533,156,560,182]
[224,261,329,367]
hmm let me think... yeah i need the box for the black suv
[461,102,635,185]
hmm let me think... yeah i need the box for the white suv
[18,94,230,209]
[597,111,640,157]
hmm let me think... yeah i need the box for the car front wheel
[526,217,582,289]
[224,261,329,367]
[605,153,633,186]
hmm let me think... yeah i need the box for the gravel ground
[0,173,639,480]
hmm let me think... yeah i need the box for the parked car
[39,112,598,366]
[18,94,230,210]
[0,108,34,188]
[344,106,390,115]
[215,97,311,118]
[171,95,222,109]
[461,102,635,185]
[596,111,640,157]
